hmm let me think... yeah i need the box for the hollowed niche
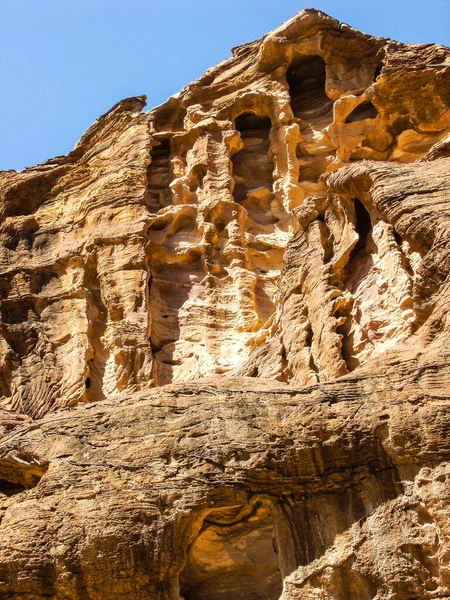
[345,101,378,123]
[286,55,333,122]
[0,459,48,497]
[179,502,282,600]
[146,138,171,211]
[0,479,26,496]
[232,112,274,204]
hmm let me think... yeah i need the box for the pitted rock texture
[0,8,450,600]
[1,10,450,413]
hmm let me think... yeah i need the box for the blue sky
[1,0,449,171]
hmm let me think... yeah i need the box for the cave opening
[286,55,333,121]
[374,64,383,80]
[0,462,48,496]
[235,112,272,133]
[345,101,378,123]
[179,502,282,600]
[232,112,273,205]
[147,138,171,211]
[0,478,26,496]
[351,198,372,258]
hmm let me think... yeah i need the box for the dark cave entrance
[286,55,333,121]
[0,461,48,497]
[179,502,282,600]
[0,478,26,496]
[349,198,372,260]
[336,198,374,372]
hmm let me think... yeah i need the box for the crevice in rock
[84,257,108,403]
[335,199,374,372]
[309,352,319,374]
[335,304,358,373]
[374,63,383,80]
[318,218,333,264]
[146,138,172,212]
[346,102,378,124]
[0,456,49,496]
[393,229,402,247]
[277,344,293,382]
[179,501,282,600]
[305,317,320,375]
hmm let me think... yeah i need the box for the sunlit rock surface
[0,9,450,599]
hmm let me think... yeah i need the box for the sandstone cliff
[0,9,449,600]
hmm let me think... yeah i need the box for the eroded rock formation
[0,8,450,599]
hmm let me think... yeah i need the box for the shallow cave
[0,463,48,496]
[339,198,374,288]
[235,112,272,134]
[374,62,383,81]
[286,55,333,121]
[232,112,274,204]
[345,101,378,123]
[0,478,26,496]
[179,502,282,600]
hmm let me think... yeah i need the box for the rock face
[0,8,449,600]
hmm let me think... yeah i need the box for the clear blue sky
[1,0,449,171]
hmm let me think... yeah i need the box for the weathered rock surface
[0,8,450,600]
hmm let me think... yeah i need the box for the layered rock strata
[0,8,450,600]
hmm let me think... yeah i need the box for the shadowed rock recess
[1,9,450,600]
